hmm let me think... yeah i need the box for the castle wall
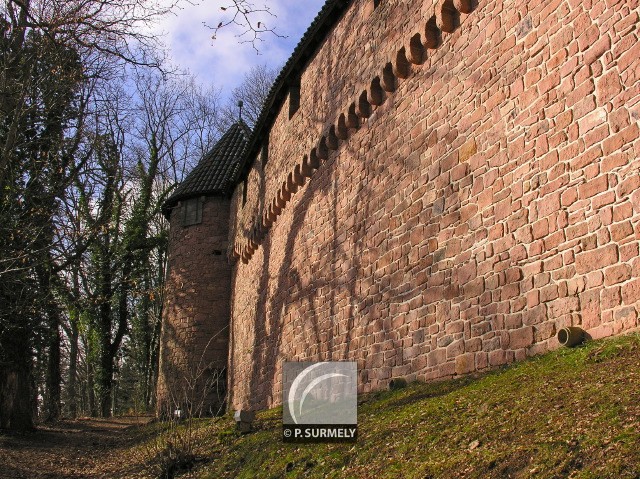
[228,0,640,410]
[157,197,231,415]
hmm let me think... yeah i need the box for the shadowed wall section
[157,198,232,415]
[228,0,640,411]
[157,121,247,415]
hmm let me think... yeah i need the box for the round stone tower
[156,122,249,416]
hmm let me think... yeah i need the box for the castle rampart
[227,0,640,411]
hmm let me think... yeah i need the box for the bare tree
[0,0,174,429]
[217,63,277,133]
[0,0,278,430]
[0,25,89,429]
[0,0,175,191]
[54,69,221,418]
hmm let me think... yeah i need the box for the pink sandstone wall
[228,0,640,410]
[157,198,231,414]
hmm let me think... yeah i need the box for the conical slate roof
[163,121,250,215]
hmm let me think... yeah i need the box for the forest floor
[0,416,157,478]
[2,332,640,479]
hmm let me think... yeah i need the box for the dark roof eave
[161,188,233,219]
[235,0,352,183]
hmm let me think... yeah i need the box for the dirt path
[0,417,155,479]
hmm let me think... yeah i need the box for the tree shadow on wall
[158,282,229,417]
[239,4,435,406]
[236,0,539,408]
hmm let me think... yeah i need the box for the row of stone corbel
[234,0,477,264]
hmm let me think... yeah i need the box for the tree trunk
[146,297,163,410]
[0,353,34,431]
[97,234,113,418]
[44,305,62,422]
[98,331,113,417]
[67,319,79,418]
[87,359,97,417]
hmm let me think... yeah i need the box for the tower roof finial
[238,100,244,121]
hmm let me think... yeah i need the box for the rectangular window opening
[242,178,248,207]
[182,197,203,226]
[289,83,301,119]
[261,139,269,167]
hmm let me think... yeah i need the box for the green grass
[146,333,640,479]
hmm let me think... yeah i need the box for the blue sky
[157,0,327,101]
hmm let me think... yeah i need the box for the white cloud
[155,0,326,101]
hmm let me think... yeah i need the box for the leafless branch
[204,0,285,53]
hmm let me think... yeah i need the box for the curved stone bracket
[346,103,360,129]
[393,47,411,79]
[356,90,372,118]
[437,0,460,33]
[407,33,426,64]
[336,114,349,140]
[368,77,385,105]
[381,63,397,92]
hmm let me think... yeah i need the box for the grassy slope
[159,333,640,479]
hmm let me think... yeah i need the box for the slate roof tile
[163,121,250,214]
